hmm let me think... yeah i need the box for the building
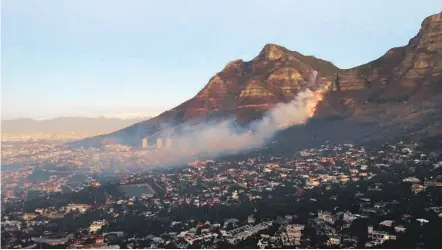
[424,180,442,187]
[23,213,37,221]
[411,183,425,193]
[65,204,90,213]
[165,138,172,149]
[327,236,341,246]
[95,236,105,245]
[232,190,239,200]
[225,222,273,245]
[89,220,107,233]
[2,220,22,231]
[318,211,336,224]
[142,138,148,149]
[156,138,163,149]
[243,214,254,224]
[184,232,217,245]
[41,211,64,219]
[286,224,304,246]
[394,225,406,233]
[367,226,397,246]
[379,220,394,227]
[403,177,421,183]
[31,234,74,246]
[343,212,357,223]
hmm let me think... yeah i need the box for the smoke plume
[141,71,330,165]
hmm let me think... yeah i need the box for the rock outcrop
[153,43,338,125]
[315,12,442,140]
[336,12,442,97]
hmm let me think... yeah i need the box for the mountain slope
[78,12,442,148]
[78,44,338,146]
[315,11,442,139]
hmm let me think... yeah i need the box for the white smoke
[141,71,330,165]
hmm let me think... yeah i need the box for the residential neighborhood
[2,139,442,248]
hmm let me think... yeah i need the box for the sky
[2,0,441,120]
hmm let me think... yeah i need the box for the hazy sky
[2,0,441,120]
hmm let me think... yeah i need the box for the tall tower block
[165,137,172,149]
[156,138,163,149]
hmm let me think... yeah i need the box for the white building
[402,177,421,183]
[65,203,90,213]
[31,234,74,246]
[327,236,341,246]
[343,212,357,222]
[165,138,172,149]
[89,220,107,233]
[367,226,397,246]
[285,224,304,246]
[402,148,412,154]
[232,191,238,200]
[2,220,22,231]
[379,220,394,227]
[394,225,406,233]
[156,138,163,149]
[226,222,272,245]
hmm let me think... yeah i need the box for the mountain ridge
[76,11,442,148]
[316,11,442,124]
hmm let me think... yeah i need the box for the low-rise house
[403,177,421,183]
[318,211,336,225]
[379,220,394,227]
[343,212,357,223]
[89,220,107,233]
[367,226,397,246]
[31,233,74,246]
[327,236,341,246]
[23,213,37,221]
[2,220,22,232]
[65,203,90,213]
[411,184,425,193]
[285,224,304,246]
[394,225,406,233]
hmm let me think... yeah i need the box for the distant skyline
[2,0,442,120]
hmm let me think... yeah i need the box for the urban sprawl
[2,135,442,249]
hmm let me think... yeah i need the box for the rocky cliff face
[337,12,442,97]
[169,44,337,124]
[78,44,338,146]
[315,12,442,140]
[78,12,442,148]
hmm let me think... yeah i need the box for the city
[2,137,442,248]
[3,1,442,249]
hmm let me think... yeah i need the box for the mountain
[1,117,149,137]
[78,12,442,148]
[77,44,338,146]
[315,12,442,138]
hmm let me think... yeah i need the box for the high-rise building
[156,138,163,149]
[142,138,148,149]
[165,137,172,149]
